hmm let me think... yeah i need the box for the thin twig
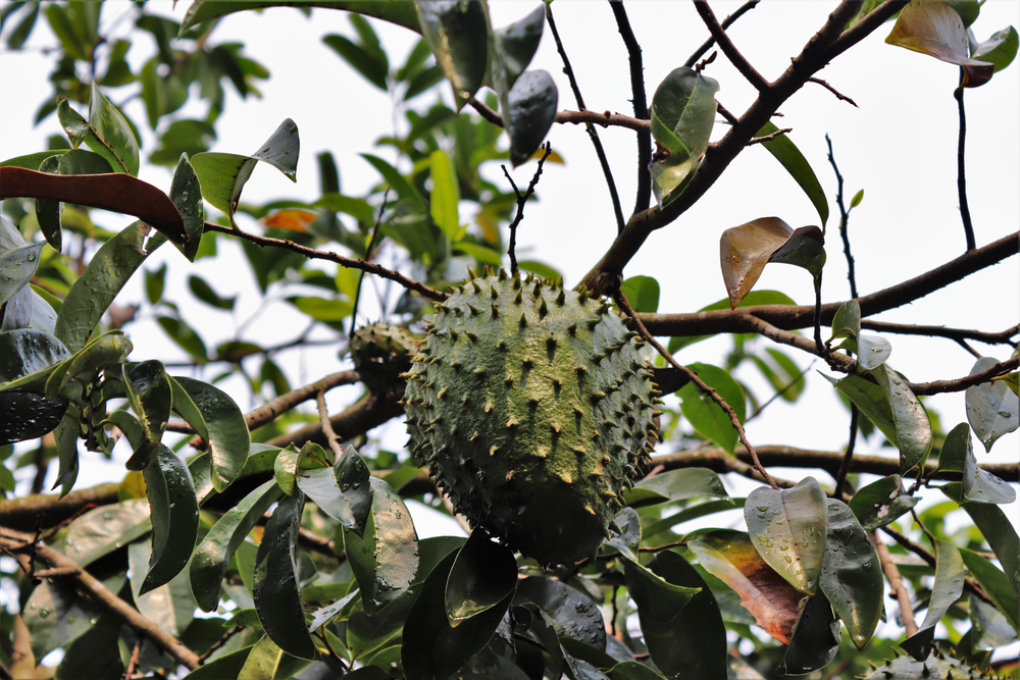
[954,84,976,251]
[881,524,992,605]
[469,98,651,133]
[608,0,651,215]
[196,625,244,665]
[808,77,858,107]
[684,0,760,67]
[826,134,858,298]
[546,2,626,233]
[871,529,918,636]
[503,143,554,275]
[692,0,769,92]
[746,127,792,146]
[316,390,346,462]
[833,405,859,497]
[350,189,390,339]
[203,221,447,302]
[0,530,201,670]
[954,338,983,359]
[614,290,778,489]
[123,638,142,680]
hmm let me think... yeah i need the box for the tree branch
[266,391,405,449]
[503,144,554,275]
[954,84,976,251]
[872,529,918,636]
[608,0,652,215]
[0,529,201,670]
[684,0,760,68]
[693,0,770,92]
[204,221,447,302]
[469,98,652,133]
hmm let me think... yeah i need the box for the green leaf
[22,573,110,662]
[818,499,883,649]
[63,498,151,567]
[402,550,513,680]
[0,150,68,170]
[872,364,932,472]
[970,592,1018,650]
[779,591,840,676]
[253,491,317,659]
[324,33,389,90]
[505,70,558,167]
[744,477,827,595]
[830,299,861,342]
[415,0,490,110]
[515,576,606,650]
[157,316,209,363]
[445,531,517,625]
[0,242,43,308]
[120,360,172,471]
[429,149,460,239]
[180,1,421,36]
[35,155,63,252]
[361,153,426,209]
[965,356,1019,452]
[56,148,114,175]
[619,276,660,314]
[756,121,828,227]
[189,275,236,311]
[767,225,826,276]
[942,487,1020,598]
[172,376,250,492]
[991,371,1019,397]
[947,423,1017,505]
[629,551,726,679]
[180,645,254,680]
[649,67,719,205]
[454,242,503,265]
[192,119,299,225]
[958,548,1019,634]
[128,538,197,637]
[677,363,745,454]
[314,193,376,224]
[297,443,373,534]
[41,331,131,403]
[343,476,418,615]
[624,467,729,507]
[53,407,79,497]
[170,153,205,261]
[78,82,140,176]
[140,444,199,594]
[237,634,311,680]
[643,498,744,539]
[192,479,283,612]
[490,5,544,90]
[901,540,965,660]
[847,474,918,531]
[971,26,1018,71]
[54,222,157,354]
[287,296,354,324]
[603,507,641,560]
[668,290,797,353]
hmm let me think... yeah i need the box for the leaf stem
[826,133,859,298]
[955,83,976,251]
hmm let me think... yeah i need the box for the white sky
[1,1,1018,537]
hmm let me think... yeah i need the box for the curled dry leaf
[886,0,994,87]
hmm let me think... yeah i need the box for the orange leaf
[0,166,188,245]
[259,208,316,232]
[689,529,806,644]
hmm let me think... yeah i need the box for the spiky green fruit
[403,271,659,565]
[349,323,417,393]
[859,648,993,680]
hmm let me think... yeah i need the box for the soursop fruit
[349,323,417,393]
[403,270,660,565]
[860,648,993,680]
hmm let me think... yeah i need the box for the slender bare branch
[503,144,554,275]
[827,134,859,298]
[316,390,346,462]
[954,84,976,250]
[266,391,405,450]
[685,0,760,68]
[469,98,651,133]
[608,0,652,214]
[808,77,858,107]
[693,0,769,91]
[746,127,792,146]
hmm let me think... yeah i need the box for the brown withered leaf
[886,0,994,87]
[689,529,806,644]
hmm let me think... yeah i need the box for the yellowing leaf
[259,208,316,232]
[886,0,994,87]
[719,218,825,308]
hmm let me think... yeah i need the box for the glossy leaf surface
[128,539,197,637]
[873,364,932,472]
[965,356,1019,452]
[506,70,558,166]
[847,474,918,531]
[515,576,606,651]
[649,67,718,205]
[172,376,249,492]
[445,531,517,625]
[676,363,745,454]
[416,0,490,109]
[62,498,151,567]
[756,121,828,226]
[901,540,965,659]
[141,444,199,594]
[624,467,729,507]
[959,548,1019,634]
[779,591,840,676]
[744,477,827,595]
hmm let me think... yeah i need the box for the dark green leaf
[649,67,719,205]
[970,593,1017,649]
[505,70,558,167]
[128,538,197,637]
[872,365,932,472]
[324,33,389,90]
[0,242,43,308]
[192,479,283,612]
[415,0,490,109]
[42,331,131,402]
[145,263,166,304]
[756,122,828,227]
[901,540,965,659]
[677,363,745,454]
[744,477,827,595]
[972,26,1018,71]
[603,507,641,560]
[958,548,1019,634]
[625,467,729,508]
[22,572,110,662]
[619,276,659,314]
[253,491,317,659]
[62,498,151,566]
[941,485,1020,598]
[830,299,861,343]
[515,576,606,651]
[80,82,140,176]
[779,591,841,676]
[818,499,883,649]
[189,275,236,311]
[180,1,421,36]
[965,356,1018,452]
[402,551,513,680]
[55,222,157,354]
[121,360,172,470]
[767,225,826,277]
[157,316,210,363]
[848,474,918,531]
[140,444,199,594]
[623,557,701,640]
[490,5,543,90]
[0,150,68,170]
[170,153,205,261]
[296,446,373,534]
[361,153,426,209]
[344,477,418,615]
[172,376,249,491]
[446,531,517,625]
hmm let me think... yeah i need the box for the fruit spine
[403,270,660,565]
[859,648,993,680]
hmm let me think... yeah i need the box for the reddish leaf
[259,208,315,232]
[0,166,188,246]
[689,529,805,644]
